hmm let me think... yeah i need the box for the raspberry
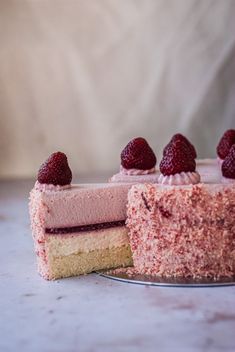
[163,133,197,159]
[37,152,72,186]
[121,137,156,170]
[222,145,235,179]
[160,142,196,176]
[217,129,235,160]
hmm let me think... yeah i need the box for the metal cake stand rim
[96,270,235,288]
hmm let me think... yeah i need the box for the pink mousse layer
[30,183,131,229]
[127,182,235,278]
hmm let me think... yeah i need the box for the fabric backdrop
[0,0,235,178]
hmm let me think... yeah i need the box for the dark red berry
[160,142,196,176]
[163,133,197,159]
[121,137,156,170]
[222,145,235,179]
[37,152,72,186]
[217,129,235,160]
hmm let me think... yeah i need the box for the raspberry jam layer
[45,220,126,235]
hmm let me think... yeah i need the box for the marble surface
[1,179,235,352]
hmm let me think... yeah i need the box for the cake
[29,131,235,280]
[29,138,157,280]
[127,134,235,279]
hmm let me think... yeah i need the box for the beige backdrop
[0,0,235,178]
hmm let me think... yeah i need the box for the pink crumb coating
[126,183,235,279]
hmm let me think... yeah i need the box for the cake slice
[30,182,132,280]
[29,152,134,279]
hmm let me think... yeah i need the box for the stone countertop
[0,179,235,352]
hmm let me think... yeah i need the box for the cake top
[217,129,235,160]
[121,137,156,170]
[34,130,235,189]
[37,151,72,186]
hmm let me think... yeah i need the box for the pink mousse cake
[127,134,235,279]
[30,132,235,281]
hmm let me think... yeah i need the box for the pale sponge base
[46,244,132,280]
[38,226,133,280]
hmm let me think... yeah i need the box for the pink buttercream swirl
[120,165,156,176]
[158,171,201,185]
[34,181,71,192]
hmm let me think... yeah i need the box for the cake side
[127,183,235,278]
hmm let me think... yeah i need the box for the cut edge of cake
[29,184,133,280]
